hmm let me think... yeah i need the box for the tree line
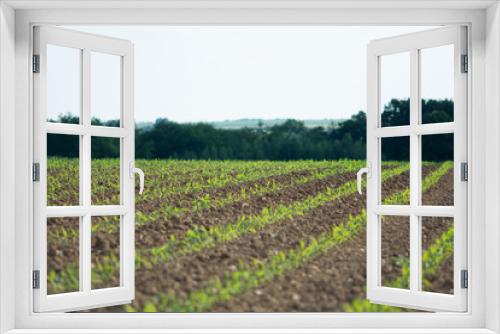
[47,98,453,161]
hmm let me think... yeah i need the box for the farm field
[46,158,454,312]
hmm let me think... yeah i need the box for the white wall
[0,2,15,333]
[485,2,500,332]
[0,3,496,332]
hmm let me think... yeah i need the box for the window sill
[3,329,497,334]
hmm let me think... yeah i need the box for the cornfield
[46,159,454,312]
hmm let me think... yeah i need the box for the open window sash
[366,26,468,312]
[33,26,136,312]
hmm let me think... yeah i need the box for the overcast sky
[50,25,452,123]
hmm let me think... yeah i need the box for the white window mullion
[45,205,127,217]
[409,214,421,291]
[46,122,86,135]
[374,205,454,217]
[80,140,91,296]
[409,48,421,292]
[120,49,135,295]
[82,48,91,129]
[90,126,127,138]
[375,123,455,138]
[365,45,380,297]
[80,214,91,293]
[47,123,127,138]
[81,48,92,293]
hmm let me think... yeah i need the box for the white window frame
[32,26,135,312]
[366,26,468,312]
[1,1,499,333]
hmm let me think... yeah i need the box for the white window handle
[357,166,369,195]
[130,162,145,195]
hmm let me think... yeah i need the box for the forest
[47,98,454,161]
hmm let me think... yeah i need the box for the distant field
[46,159,454,312]
[136,118,346,130]
[208,118,345,129]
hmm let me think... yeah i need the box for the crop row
[136,162,410,269]
[48,159,403,206]
[342,163,454,312]
[132,160,352,205]
[47,160,367,244]
[47,161,408,294]
[126,161,450,312]
[131,160,366,227]
[136,160,347,201]
[342,226,454,312]
[133,212,368,312]
[389,223,454,291]
[48,159,354,205]
[48,160,354,241]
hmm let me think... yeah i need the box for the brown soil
[137,167,328,214]
[421,217,454,294]
[212,230,368,312]
[48,168,357,296]
[47,167,338,265]
[91,216,121,289]
[71,163,456,313]
[425,256,454,294]
[134,170,358,249]
[210,168,453,312]
[47,217,80,294]
[423,166,454,206]
[131,173,361,309]
[381,216,410,288]
[141,165,298,190]
[112,168,415,311]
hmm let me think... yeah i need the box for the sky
[48,26,453,123]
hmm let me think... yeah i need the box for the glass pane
[421,45,454,124]
[91,137,121,205]
[47,134,80,206]
[91,216,120,289]
[421,217,454,294]
[47,217,79,294]
[91,52,121,127]
[381,215,410,289]
[381,136,410,205]
[46,44,81,124]
[421,134,454,206]
[380,52,410,127]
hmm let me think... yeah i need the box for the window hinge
[32,54,40,73]
[461,270,468,289]
[461,54,468,73]
[32,270,40,289]
[32,163,40,182]
[461,162,468,182]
